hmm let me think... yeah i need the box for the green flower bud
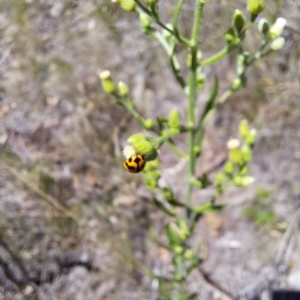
[245,128,257,145]
[232,77,242,90]
[173,245,183,254]
[165,223,183,245]
[247,0,264,17]
[239,119,250,138]
[229,148,243,164]
[240,176,255,186]
[241,144,252,162]
[191,177,203,188]
[271,37,285,51]
[168,110,181,128]
[139,13,151,29]
[144,158,159,171]
[224,161,234,174]
[240,166,249,176]
[145,179,157,189]
[232,176,243,186]
[193,145,200,156]
[196,72,205,90]
[170,128,180,136]
[184,249,193,259]
[143,118,154,130]
[215,172,225,185]
[127,133,147,145]
[197,50,203,62]
[258,18,269,35]
[99,70,115,94]
[134,141,158,161]
[162,24,173,40]
[147,170,161,181]
[224,27,240,45]
[232,9,245,34]
[120,0,135,11]
[118,81,129,96]
[178,220,190,239]
[269,18,287,40]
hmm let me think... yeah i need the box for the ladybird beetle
[123,154,146,173]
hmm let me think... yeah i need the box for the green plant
[243,186,276,226]
[100,0,286,298]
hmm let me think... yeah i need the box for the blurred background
[0,0,300,299]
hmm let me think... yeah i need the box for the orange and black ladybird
[123,154,146,173]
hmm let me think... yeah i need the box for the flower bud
[245,128,257,145]
[170,128,180,136]
[247,0,264,17]
[191,177,203,188]
[143,118,154,130]
[120,0,135,11]
[269,18,287,40]
[271,37,285,51]
[239,119,250,138]
[130,139,158,161]
[196,73,205,90]
[241,145,252,162]
[229,148,243,164]
[144,158,159,171]
[139,13,151,29]
[99,70,115,94]
[224,161,234,174]
[123,145,136,159]
[168,110,181,129]
[224,27,238,45]
[227,138,240,150]
[118,81,129,96]
[215,172,225,185]
[232,9,245,34]
[165,223,184,245]
[162,24,173,40]
[258,18,269,35]
[127,133,147,145]
[178,219,190,239]
[232,77,242,90]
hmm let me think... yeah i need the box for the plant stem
[200,46,230,66]
[134,0,192,47]
[186,0,204,209]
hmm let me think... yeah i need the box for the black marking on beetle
[125,161,136,171]
[128,157,132,163]
[134,157,141,164]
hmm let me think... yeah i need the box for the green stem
[200,46,231,66]
[186,0,204,209]
[134,0,192,47]
[166,140,188,159]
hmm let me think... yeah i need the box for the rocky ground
[0,0,300,299]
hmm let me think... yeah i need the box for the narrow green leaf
[193,201,224,214]
[165,223,183,246]
[167,199,187,207]
[152,198,176,217]
[200,76,218,123]
[187,257,202,276]
[172,0,183,30]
